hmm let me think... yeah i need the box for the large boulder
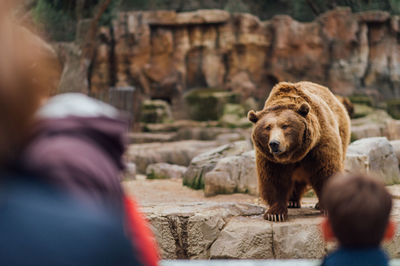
[351,124,387,140]
[127,140,218,173]
[183,141,253,190]
[272,216,325,259]
[204,151,258,196]
[350,110,392,140]
[390,140,400,166]
[143,202,264,259]
[146,163,187,179]
[125,176,400,260]
[209,217,273,259]
[387,120,400,140]
[345,137,400,184]
[143,201,348,260]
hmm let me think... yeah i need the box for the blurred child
[0,1,142,265]
[321,173,395,266]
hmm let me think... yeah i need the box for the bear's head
[248,102,311,164]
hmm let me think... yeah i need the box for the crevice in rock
[271,223,276,259]
[215,24,220,50]
[361,23,373,88]
[387,55,397,98]
[206,216,228,255]
[222,51,230,86]
[167,215,190,259]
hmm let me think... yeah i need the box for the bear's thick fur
[248,81,350,222]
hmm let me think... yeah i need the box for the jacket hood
[32,93,128,170]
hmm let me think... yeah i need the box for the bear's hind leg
[309,165,340,212]
[288,181,307,208]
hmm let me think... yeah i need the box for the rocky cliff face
[90,8,400,110]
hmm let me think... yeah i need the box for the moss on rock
[352,103,375,118]
[349,95,373,106]
[184,88,240,121]
[141,99,173,123]
[386,99,400,119]
[219,103,252,128]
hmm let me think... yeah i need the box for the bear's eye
[282,125,289,129]
[265,126,271,131]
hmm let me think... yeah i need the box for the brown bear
[248,81,350,222]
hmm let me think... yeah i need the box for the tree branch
[75,0,86,22]
[305,0,321,16]
[81,0,112,62]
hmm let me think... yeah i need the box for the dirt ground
[123,176,258,206]
[123,175,318,207]
[123,175,400,224]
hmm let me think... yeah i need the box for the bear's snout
[269,140,280,153]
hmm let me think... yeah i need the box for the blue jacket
[322,247,389,266]
[0,174,141,266]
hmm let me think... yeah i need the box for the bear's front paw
[264,204,288,222]
[264,212,287,222]
[288,200,301,208]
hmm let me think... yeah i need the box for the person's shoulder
[322,247,389,266]
[0,177,141,266]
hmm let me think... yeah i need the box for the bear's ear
[247,110,259,123]
[297,103,310,117]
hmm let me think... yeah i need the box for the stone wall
[90,8,400,113]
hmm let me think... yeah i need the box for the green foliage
[303,189,316,197]
[33,0,76,41]
[389,0,400,14]
[33,0,121,42]
[290,0,322,21]
[224,0,250,13]
[336,0,391,13]
[32,0,400,42]
[348,95,373,106]
[286,0,395,21]
[99,0,123,25]
[120,0,152,10]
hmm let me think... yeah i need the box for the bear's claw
[264,213,287,222]
[288,201,300,208]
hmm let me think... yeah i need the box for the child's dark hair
[322,173,392,247]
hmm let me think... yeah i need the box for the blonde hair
[0,1,61,162]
